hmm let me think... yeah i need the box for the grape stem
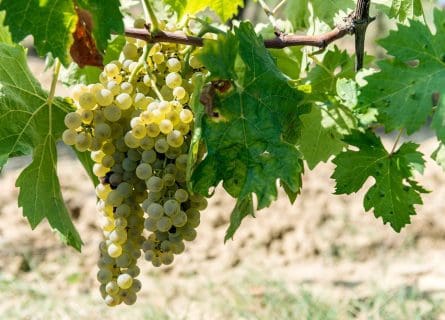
[141,0,159,32]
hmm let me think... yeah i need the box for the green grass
[0,272,443,320]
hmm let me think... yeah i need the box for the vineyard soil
[1,52,445,320]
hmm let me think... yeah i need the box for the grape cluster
[63,27,207,306]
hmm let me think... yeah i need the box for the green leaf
[61,35,125,86]
[198,32,238,80]
[389,0,424,22]
[332,131,426,232]
[192,22,306,238]
[225,195,254,241]
[0,11,12,44]
[286,0,354,28]
[0,0,77,66]
[74,148,99,187]
[431,143,445,172]
[0,43,82,250]
[165,0,244,22]
[299,105,345,169]
[360,9,445,135]
[76,0,123,52]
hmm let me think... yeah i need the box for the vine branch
[124,0,374,69]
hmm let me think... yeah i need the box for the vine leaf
[191,22,306,240]
[360,9,445,136]
[286,0,355,29]
[0,0,123,66]
[165,0,244,22]
[299,106,345,169]
[332,130,427,232]
[0,43,82,250]
[389,0,423,22]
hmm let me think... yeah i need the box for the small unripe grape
[144,217,158,231]
[105,281,120,295]
[101,155,115,168]
[95,123,111,140]
[155,138,169,153]
[164,199,180,217]
[189,55,203,69]
[107,80,120,95]
[132,124,146,139]
[147,203,164,219]
[172,211,187,227]
[124,131,140,148]
[161,252,174,265]
[142,150,156,163]
[175,189,189,203]
[167,130,184,147]
[97,269,113,284]
[75,132,91,152]
[120,82,133,94]
[146,123,160,138]
[80,109,94,124]
[140,136,155,150]
[153,51,165,64]
[134,17,146,29]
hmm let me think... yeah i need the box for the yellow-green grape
[62,129,77,145]
[107,80,120,95]
[167,130,184,148]
[72,84,88,101]
[105,281,120,295]
[172,211,187,227]
[120,82,133,94]
[101,155,115,168]
[146,123,161,138]
[104,63,120,78]
[173,86,186,100]
[163,199,180,217]
[156,216,172,232]
[133,18,146,29]
[124,131,140,148]
[189,54,203,69]
[78,92,96,110]
[142,150,156,163]
[159,119,174,134]
[107,243,123,258]
[147,203,164,219]
[103,105,122,122]
[179,109,193,124]
[123,43,138,60]
[174,189,189,203]
[132,124,146,139]
[146,176,164,192]
[165,72,182,89]
[155,137,169,153]
[95,123,112,141]
[96,89,114,106]
[75,132,91,152]
[152,51,165,64]
[166,57,181,72]
[80,109,94,124]
[140,136,155,150]
[117,273,133,289]
[115,93,132,110]
[89,83,104,95]
[64,112,82,129]
[158,101,171,114]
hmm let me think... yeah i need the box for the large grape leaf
[0,43,82,250]
[165,0,244,22]
[192,22,306,240]
[0,0,123,66]
[360,9,445,136]
[332,131,426,232]
[0,11,12,44]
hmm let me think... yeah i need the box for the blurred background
[1,1,445,319]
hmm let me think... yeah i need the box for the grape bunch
[62,25,207,306]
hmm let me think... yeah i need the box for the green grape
[161,252,174,265]
[175,154,188,171]
[105,281,120,295]
[167,130,184,148]
[179,109,193,123]
[146,176,164,192]
[106,190,124,206]
[109,228,128,244]
[101,155,115,168]
[95,123,112,140]
[163,199,180,217]
[135,163,153,180]
[173,86,186,100]
[172,211,187,227]
[155,137,169,153]
[123,43,139,60]
[144,217,158,232]
[174,189,189,202]
[97,269,113,284]
[124,131,140,148]
[115,204,131,217]
[156,216,172,232]
[147,203,164,219]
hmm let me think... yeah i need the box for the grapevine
[0,0,443,309]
